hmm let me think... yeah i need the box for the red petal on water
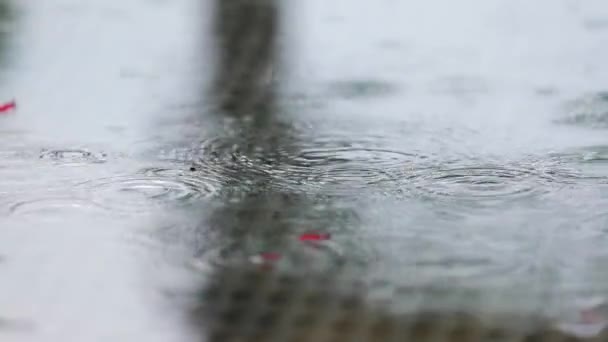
[259,252,281,261]
[0,100,16,113]
[298,232,331,242]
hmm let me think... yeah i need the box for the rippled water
[2,0,608,340]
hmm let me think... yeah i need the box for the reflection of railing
[212,0,278,117]
[0,0,15,70]
[194,264,608,342]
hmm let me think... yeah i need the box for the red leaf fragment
[259,252,282,261]
[0,100,16,113]
[299,232,331,242]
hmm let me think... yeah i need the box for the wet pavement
[2,0,608,340]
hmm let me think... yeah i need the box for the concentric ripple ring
[76,167,220,214]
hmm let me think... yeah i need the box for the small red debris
[0,100,16,113]
[250,252,282,265]
[299,232,331,242]
[260,252,281,261]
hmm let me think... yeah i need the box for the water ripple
[405,160,577,205]
[6,196,105,217]
[558,92,608,129]
[368,230,537,286]
[274,142,424,194]
[155,132,586,202]
[548,145,608,181]
[401,254,524,281]
[158,133,428,196]
[158,137,264,186]
[77,168,219,214]
[39,149,107,164]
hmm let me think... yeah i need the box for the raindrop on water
[39,149,107,164]
[559,92,608,129]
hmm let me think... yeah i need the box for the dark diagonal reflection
[0,0,14,69]
[184,1,365,340]
[211,0,278,121]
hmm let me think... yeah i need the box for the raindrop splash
[39,149,107,165]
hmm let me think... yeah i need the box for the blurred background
[1,0,608,340]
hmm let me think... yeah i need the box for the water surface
[2,0,608,340]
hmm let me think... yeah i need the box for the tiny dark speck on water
[190,166,197,172]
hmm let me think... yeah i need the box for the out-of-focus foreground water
[2,0,608,340]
